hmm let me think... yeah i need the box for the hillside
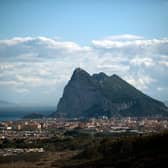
[53,68,168,118]
[65,132,168,168]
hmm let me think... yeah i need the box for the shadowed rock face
[53,68,168,118]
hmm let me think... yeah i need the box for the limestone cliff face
[53,68,168,118]
[56,68,105,117]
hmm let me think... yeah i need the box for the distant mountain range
[52,68,168,118]
[0,101,56,120]
[22,112,45,119]
[0,100,18,107]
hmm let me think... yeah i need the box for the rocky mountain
[53,68,168,118]
[164,101,168,107]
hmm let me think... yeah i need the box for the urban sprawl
[0,117,168,157]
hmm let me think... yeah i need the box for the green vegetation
[0,131,95,151]
[67,131,168,168]
[0,132,168,167]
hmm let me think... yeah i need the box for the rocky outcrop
[53,68,168,118]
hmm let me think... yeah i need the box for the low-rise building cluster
[0,117,168,140]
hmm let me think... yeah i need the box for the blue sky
[0,0,168,44]
[0,0,168,106]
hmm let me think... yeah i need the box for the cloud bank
[0,35,168,105]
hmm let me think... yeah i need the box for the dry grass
[0,151,79,168]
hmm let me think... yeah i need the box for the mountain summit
[53,68,168,118]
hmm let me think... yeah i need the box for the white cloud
[125,75,156,90]
[35,36,91,52]
[16,75,42,85]
[0,37,33,46]
[159,61,168,67]
[0,36,91,58]
[15,88,29,94]
[105,34,144,41]
[0,35,168,104]
[0,80,21,86]
[92,36,168,49]
[157,87,164,91]
[130,57,155,67]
